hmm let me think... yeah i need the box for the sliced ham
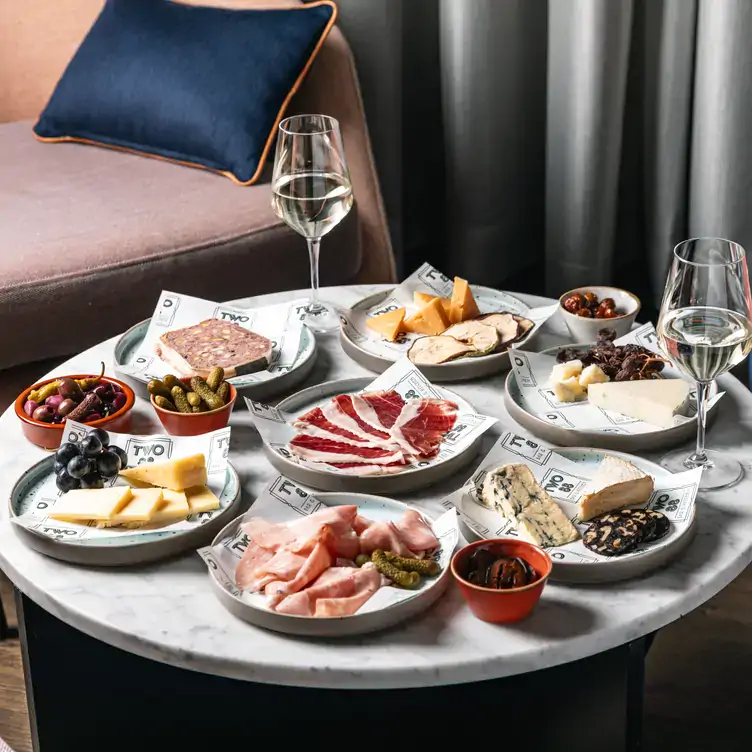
[264,540,333,607]
[295,405,392,448]
[394,509,440,552]
[357,390,406,429]
[359,520,415,558]
[289,434,405,465]
[331,394,392,441]
[236,540,276,590]
[389,399,458,458]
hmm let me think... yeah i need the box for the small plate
[206,493,453,637]
[458,448,697,584]
[504,344,720,452]
[260,377,484,493]
[340,287,536,382]
[114,318,317,403]
[10,458,242,566]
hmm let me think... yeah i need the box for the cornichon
[147,379,172,400]
[384,551,440,576]
[29,381,62,404]
[371,550,421,589]
[192,404,207,413]
[171,386,192,413]
[206,367,224,392]
[190,377,224,411]
[154,396,177,412]
[216,381,230,403]
[186,392,201,407]
[163,374,183,392]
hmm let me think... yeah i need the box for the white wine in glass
[657,238,752,490]
[271,115,353,333]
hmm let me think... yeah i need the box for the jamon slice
[394,509,439,553]
[326,461,409,476]
[356,390,406,430]
[293,407,369,444]
[289,434,405,465]
[359,521,415,558]
[389,398,458,458]
[331,394,392,441]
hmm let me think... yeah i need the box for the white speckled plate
[9,457,242,566]
[205,492,455,637]
[458,447,697,584]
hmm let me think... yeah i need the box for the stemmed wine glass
[271,114,354,333]
[657,238,752,490]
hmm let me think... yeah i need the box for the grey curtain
[333,0,752,314]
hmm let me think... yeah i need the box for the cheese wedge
[403,296,450,336]
[587,379,690,429]
[481,464,580,547]
[97,487,165,529]
[550,360,583,383]
[552,376,587,403]
[448,277,480,324]
[149,489,190,525]
[120,454,207,491]
[577,456,654,521]
[185,485,220,514]
[366,307,405,342]
[579,364,609,387]
[413,292,451,313]
[49,486,133,523]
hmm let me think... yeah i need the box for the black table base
[17,592,647,752]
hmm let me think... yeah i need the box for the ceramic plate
[340,287,537,382]
[458,448,697,583]
[504,343,720,452]
[259,377,485,494]
[206,493,454,637]
[9,458,242,566]
[114,318,317,403]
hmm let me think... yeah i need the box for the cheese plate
[450,441,700,583]
[504,342,721,452]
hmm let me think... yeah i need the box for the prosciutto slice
[289,434,405,465]
[389,399,458,458]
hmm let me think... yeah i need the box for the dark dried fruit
[583,292,599,308]
[599,297,616,311]
[575,307,593,318]
[563,293,587,313]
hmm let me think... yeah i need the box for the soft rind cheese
[403,297,450,335]
[185,485,220,514]
[120,454,207,491]
[587,379,690,428]
[98,487,165,528]
[578,456,654,521]
[552,376,587,403]
[481,464,580,547]
[49,487,133,523]
[366,308,405,342]
[149,489,190,525]
[448,277,480,324]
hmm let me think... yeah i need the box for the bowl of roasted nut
[559,286,640,341]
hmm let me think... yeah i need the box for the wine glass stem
[690,380,711,466]
[307,237,322,313]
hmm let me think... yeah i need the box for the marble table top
[2,285,752,690]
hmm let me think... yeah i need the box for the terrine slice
[155,319,273,379]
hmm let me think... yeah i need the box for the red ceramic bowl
[151,379,236,436]
[15,374,135,450]
[451,539,552,623]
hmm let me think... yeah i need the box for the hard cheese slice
[403,296,450,335]
[120,454,207,491]
[366,307,405,342]
[449,277,480,324]
[99,487,165,528]
[49,487,133,523]
[149,489,190,525]
[185,485,220,514]
[587,378,690,429]
[481,463,580,547]
[577,456,654,521]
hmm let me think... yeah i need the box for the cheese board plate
[340,286,539,382]
[9,457,242,566]
[457,448,698,584]
[251,377,489,494]
[114,317,317,403]
[504,343,720,452]
[201,491,457,637]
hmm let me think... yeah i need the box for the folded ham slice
[359,520,415,558]
[394,509,440,552]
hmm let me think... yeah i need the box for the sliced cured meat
[289,434,405,465]
[359,520,415,558]
[246,548,311,592]
[326,461,408,476]
[264,540,333,606]
[353,515,372,535]
[274,564,382,617]
[357,390,406,429]
[331,394,392,441]
[293,407,369,444]
[389,398,457,458]
[394,509,439,553]
[235,540,276,590]
[294,404,393,448]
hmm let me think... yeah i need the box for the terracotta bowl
[451,539,552,623]
[15,374,135,450]
[151,379,236,436]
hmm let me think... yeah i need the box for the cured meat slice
[235,540,276,590]
[331,394,392,440]
[359,520,415,558]
[289,434,405,465]
[325,461,408,476]
[389,399,458,458]
[294,403,394,448]
[394,509,440,552]
[264,540,333,606]
[293,407,369,444]
[356,390,406,430]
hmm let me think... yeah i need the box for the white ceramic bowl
[558,286,640,341]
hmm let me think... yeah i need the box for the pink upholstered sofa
[0,0,395,405]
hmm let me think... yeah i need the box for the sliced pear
[512,314,535,340]
[407,336,475,365]
[443,321,500,356]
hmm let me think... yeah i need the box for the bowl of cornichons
[148,368,237,436]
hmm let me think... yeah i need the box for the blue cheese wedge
[480,464,580,547]
[577,456,654,521]
[587,379,690,428]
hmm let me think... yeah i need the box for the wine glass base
[301,300,341,333]
[659,448,744,491]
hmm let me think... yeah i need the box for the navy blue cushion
[34,0,337,185]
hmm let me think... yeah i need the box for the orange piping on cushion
[31,0,339,187]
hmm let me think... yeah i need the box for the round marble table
[2,286,752,749]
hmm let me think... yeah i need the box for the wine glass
[271,114,354,333]
[657,238,752,490]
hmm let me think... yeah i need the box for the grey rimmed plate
[340,287,538,382]
[504,343,720,452]
[9,458,242,566]
[458,448,697,584]
[257,377,484,493]
[206,493,454,637]
[113,318,317,403]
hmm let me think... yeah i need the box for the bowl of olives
[15,369,135,449]
[559,286,640,342]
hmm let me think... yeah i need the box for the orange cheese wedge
[449,277,481,323]
[403,296,450,335]
[366,307,405,341]
[413,291,451,313]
